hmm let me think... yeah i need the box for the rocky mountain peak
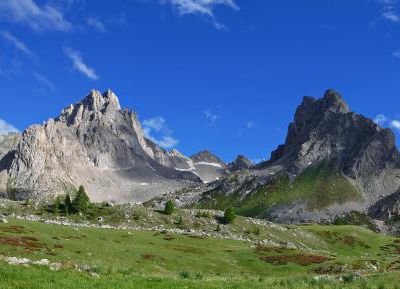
[268,90,400,206]
[230,155,253,171]
[58,89,122,126]
[321,89,350,113]
[81,89,121,112]
[190,150,225,166]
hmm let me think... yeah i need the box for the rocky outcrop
[368,190,400,220]
[0,90,203,202]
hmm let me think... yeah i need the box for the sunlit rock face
[0,89,203,203]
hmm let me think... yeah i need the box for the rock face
[0,133,21,159]
[268,89,400,205]
[0,133,21,197]
[168,90,400,223]
[0,90,204,202]
[368,190,400,220]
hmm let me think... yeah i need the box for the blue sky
[0,0,400,162]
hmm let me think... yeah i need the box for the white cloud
[64,47,99,80]
[0,0,72,32]
[142,117,178,149]
[379,0,400,22]
[0,31,34,56]
[246,121,255,129]
[143,117,167,132]
[382,10,400,22]
[374,114,400,132]
[87,18,106,33]
[394,50,400,58]
[165,0,239,29]
[202,110,218,125]
[374,114,388,125]
[33,72,55,92]
[391,120,400,130]
[0,119,19,135]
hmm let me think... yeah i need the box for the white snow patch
[194,162,223,168]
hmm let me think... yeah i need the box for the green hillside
[196,163,362,218]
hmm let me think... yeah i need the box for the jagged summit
[190,150,225,166]
[270,90,399,182]
[230,155,253,171]
[268,89,400,209]
[58,89,122,126]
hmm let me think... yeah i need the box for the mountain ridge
[148,90,400,223]
[1,88,400,225]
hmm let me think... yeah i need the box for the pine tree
[54,196,63,214]
[73,185,90,213]
[164,200,175,215]
[64,194,72,214]
[223,207,236,224]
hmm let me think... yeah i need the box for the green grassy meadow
[0,213,400,288]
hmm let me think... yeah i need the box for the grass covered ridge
[197,163,362,218]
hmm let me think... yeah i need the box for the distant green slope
[196,163,362,218]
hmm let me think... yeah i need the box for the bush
[175,217,185,228]
[196,211,211,218]
[179,271,190,279]
[342,274,355,283]
[195,272,204,280]
[223,207,236,224]
[246,226,261,235]
[164,200,175,215]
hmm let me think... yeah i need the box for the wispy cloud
[0,31,34,57]
[392,120,400,130]
[64,47,99,80]
[379,0,400,23]
[246,121,255,129]
[374,113,400,131]
[33,72,55,92]
[382,10,400,22]
[164,0,239,29]
[202,110,218,125]
[87,18,106,33]
[0,0,72,32]
[374,114,388,125]
[394,50,400,58]
[142,117,179,149]
[0,118,19,135]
